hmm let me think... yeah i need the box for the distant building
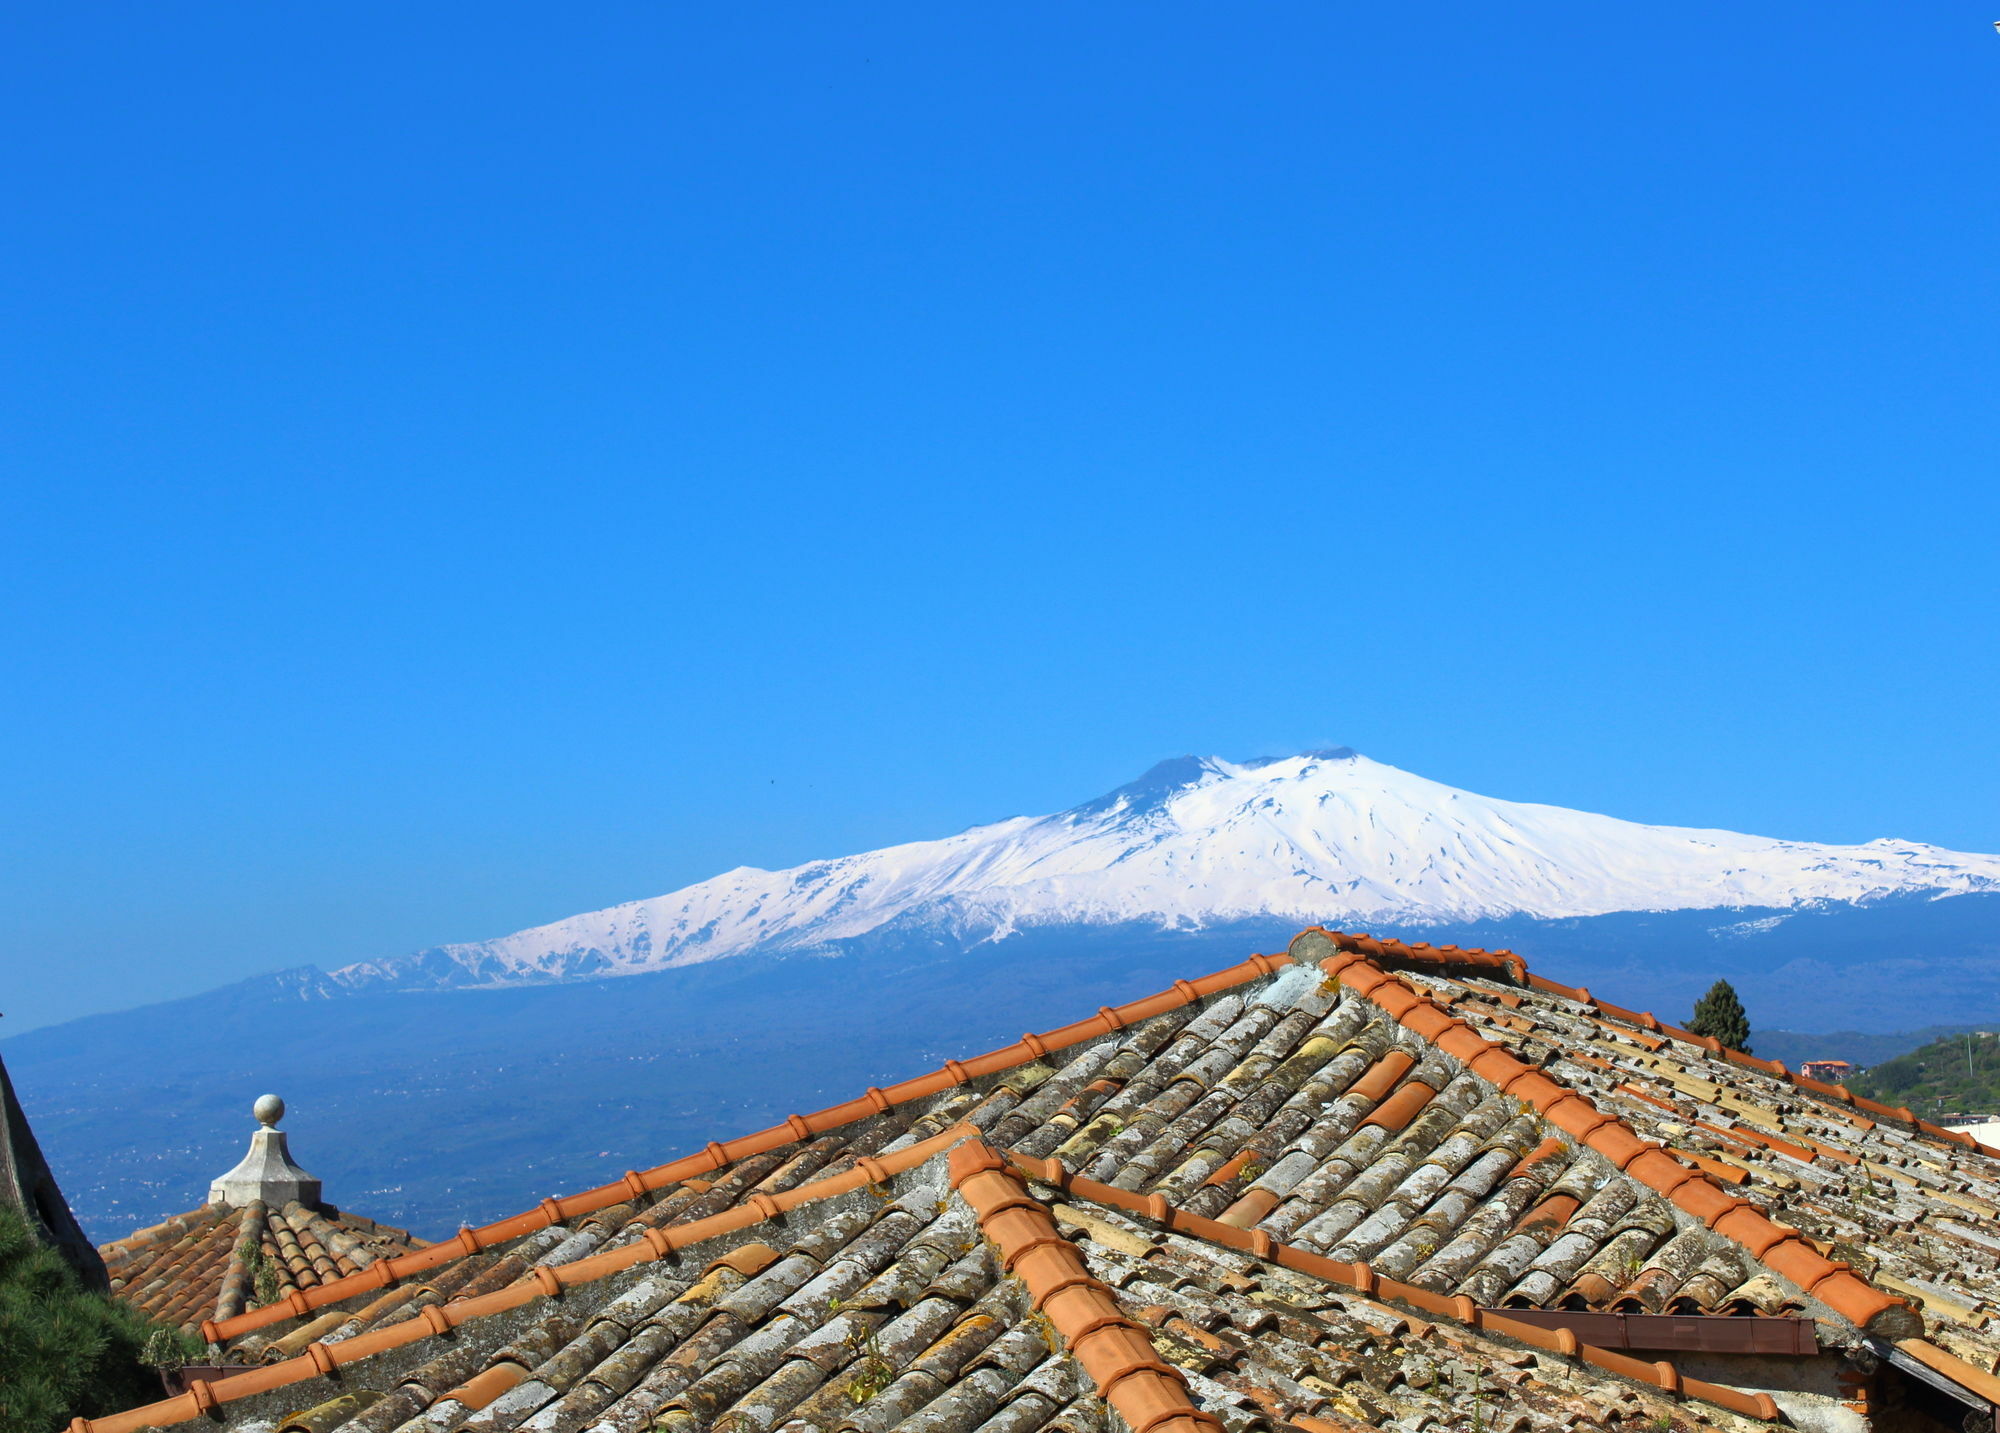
[1939,1112,2000,1144]
[97,1094,423,1334]
[1799,1057,1855,1083]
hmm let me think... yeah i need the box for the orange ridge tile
[1894,1338,2000,1409]
[1784,1130,1862,1167]
[1316,943,1923,1343]
[1672,1148,1752,1186]
[1613,1083,1681,1116]
[950,1143,1227,1433]
[1581,1014,1667,1053]
[1687,1120,1761,1156]
[204,950,1290,1343]
[1310,931,1530,984]
[437,1360,526,1412]
[1698,1120,1815,1165]
[996,1147,1781,1423]
[1297,927,2000,1165]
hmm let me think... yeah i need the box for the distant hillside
[1851,1029,2000,1116]
[1753,1026,1987,1072]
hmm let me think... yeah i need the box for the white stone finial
[208,1093,321,1209]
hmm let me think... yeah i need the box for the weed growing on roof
[845,1333,894,1404]
[0,1204,164,1433]
[242,1242,278,1307]
[138,1325,208,1374]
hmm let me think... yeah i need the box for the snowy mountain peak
[1074,754,1219,814]
[1080,748,1365,815]
[328,751,2000,992]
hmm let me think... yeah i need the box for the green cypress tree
[1689,978,1753,1053]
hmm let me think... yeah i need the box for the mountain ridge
[325,750,2000,994]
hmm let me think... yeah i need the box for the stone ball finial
[254,1094,285,1127]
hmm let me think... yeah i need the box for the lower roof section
[98,1198,424,1332]
[80,1130,1785,1433]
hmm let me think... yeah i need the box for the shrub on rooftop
[0,1203,164,1433]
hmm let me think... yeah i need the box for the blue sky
[3,4,1996,1033]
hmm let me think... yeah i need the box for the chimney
[208,1095,322,1209]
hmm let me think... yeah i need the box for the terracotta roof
[78,929,2000,1431]
[190,953,1298,1347]
[1298,931,2000,1369]
[78,1127,1782,1433]
[98,1199,426,1333]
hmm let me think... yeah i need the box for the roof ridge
[210,1202,268,1325]
[1297,926,2000,1161]
[203,950,1291,1343]
[950,1141,1227,1433]
[989,1144,1783,1422]
[1309,935,1922,1343]
[70,1121,986,1433]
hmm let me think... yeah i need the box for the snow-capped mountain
[328,750,2000,993]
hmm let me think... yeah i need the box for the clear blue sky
[3,5,1996,1033]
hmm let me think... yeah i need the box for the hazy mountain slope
[332,750,2000,992]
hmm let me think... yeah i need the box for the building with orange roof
[96,1095,425,1337]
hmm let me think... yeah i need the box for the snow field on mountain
[330,750,2000,991]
